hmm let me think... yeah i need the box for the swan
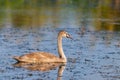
[13,30,72,63]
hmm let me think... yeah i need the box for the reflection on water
[0,0,120,31]
[57,65,66,80]
[13,62,66,80]
[13,62,66,72]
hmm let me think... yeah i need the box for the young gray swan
[13,30,72,63]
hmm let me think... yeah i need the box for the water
[0,27,120,80]
[0,0,120,80]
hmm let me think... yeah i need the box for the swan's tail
[13,56,21,62]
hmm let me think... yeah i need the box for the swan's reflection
[13,62,66,80]
[57,65,66,80]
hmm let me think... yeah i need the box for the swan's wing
[21,52,58,59]
[13,52,60,63]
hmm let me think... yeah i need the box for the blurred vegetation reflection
[0,0,120,31]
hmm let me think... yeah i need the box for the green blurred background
[0,0,120,31]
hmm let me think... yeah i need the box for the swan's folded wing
[14,52,61,63]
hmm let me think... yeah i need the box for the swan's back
[13,52,65,63]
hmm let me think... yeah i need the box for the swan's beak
[66,34,73,39]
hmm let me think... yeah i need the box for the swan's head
[59,30,72,39]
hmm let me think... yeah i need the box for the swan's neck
[58,36,66,60]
